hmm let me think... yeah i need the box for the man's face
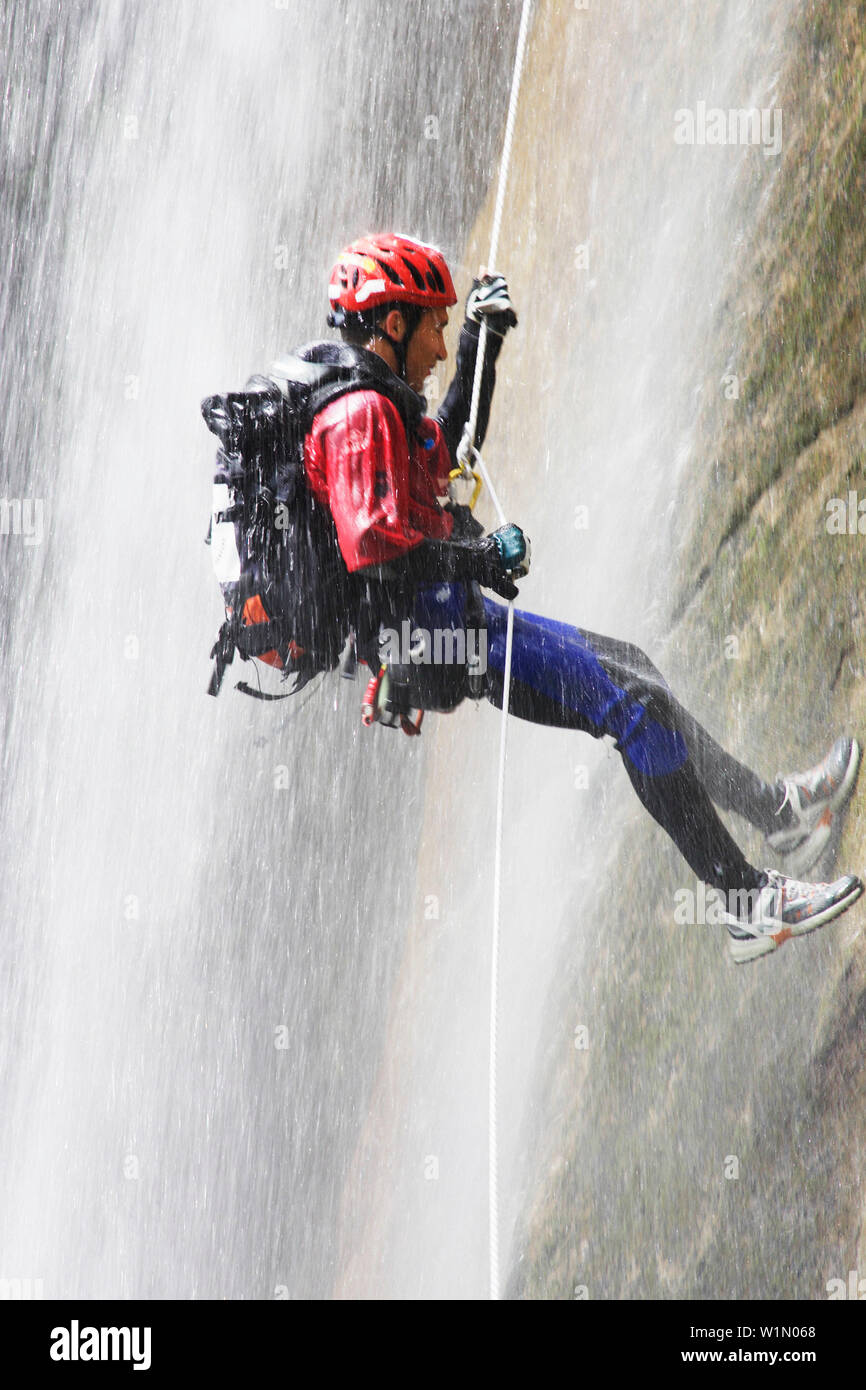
[404,307,449,393]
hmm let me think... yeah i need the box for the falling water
[1,0,800,1301]
[0,0,517,1299]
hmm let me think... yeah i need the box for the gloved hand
[474,551,519,601]
[490,522,531,579]
[465,273,518,338]
[443,500,485,539]
[376,526,529,601]
[473,523,531,600]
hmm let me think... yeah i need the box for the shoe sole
[729,877,864,963]
[772,737,862,877]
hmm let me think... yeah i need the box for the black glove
[465,273,518,338]
[443,500,485,540]
[374,531,525,601]
[471,535,521,600]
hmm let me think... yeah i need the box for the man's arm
[435,274,518,465]
[436,319,503,465]
[371,524,530,602]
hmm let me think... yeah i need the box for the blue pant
[482,599,688,777]
[402,585,775,894]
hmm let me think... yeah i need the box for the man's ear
[381,308,406,342]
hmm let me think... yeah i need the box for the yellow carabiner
[448,464,483,511]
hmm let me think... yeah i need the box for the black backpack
[202,341,424,698]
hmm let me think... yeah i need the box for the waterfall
[1,0,802,1301]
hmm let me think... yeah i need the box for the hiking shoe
[725,869,863,963]
[765,736,861,877]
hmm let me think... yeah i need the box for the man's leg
[482,610,859,865]
[384,588,861,960]
[481,601,766,896]
[537,623,787,830]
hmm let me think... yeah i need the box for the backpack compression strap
[208,608,289,695]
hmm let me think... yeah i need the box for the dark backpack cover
[202,342,425,697]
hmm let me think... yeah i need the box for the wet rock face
[500,0,866,1301]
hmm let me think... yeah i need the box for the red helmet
[328,233,457,317]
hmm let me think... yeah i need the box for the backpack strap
[269,343,427,438]
[207,612,241,696]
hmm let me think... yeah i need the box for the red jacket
[304,389,454,572]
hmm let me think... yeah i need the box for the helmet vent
[403,258,426,290]
[378,259,403,286]
[426,260,446,294]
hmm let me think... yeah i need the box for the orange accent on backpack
[242,594,283,669]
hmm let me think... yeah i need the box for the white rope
[488,595,514,1301]
[470,0,534,1305]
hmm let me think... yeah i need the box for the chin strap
[372,303,423,383]
[329,303,423,384]
[371,326,409,381]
